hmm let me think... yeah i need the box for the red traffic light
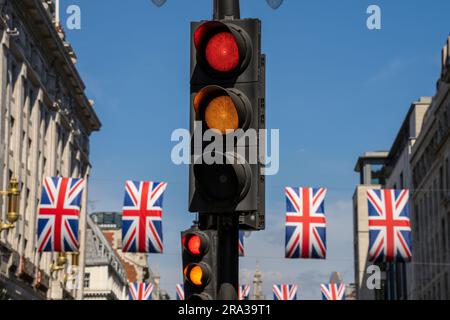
[183,232,209,256]
[187,235,202,255]
[194,21,252,76]
[205,32,240,72]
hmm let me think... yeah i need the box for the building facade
[83,215,127,300]
[0,0,100,300]
[382,97,430,300]
[252,263,265,300]
[408,36,450,300]
[353,36,450,301]
[89,212,170,299]
[353,151,388,300]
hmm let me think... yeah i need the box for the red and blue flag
[367,189,412,262]
[239,231,245,257]
[176,284,184,300]
[320,283,346,300]
[273,284,298,300]
[239,285,250,300]
[285,187,327,259]
[122,181,167,253]
[37,177,84,253]
[129,282,154,300]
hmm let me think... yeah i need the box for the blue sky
[62,0,450,299]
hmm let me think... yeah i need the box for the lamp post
[50,252,68,273]
[0,177,21,231]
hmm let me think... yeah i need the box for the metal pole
[217,214,239,300]
[210,0,241,301]
[214,0,240,20]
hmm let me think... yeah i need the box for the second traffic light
[189,18,265,217]
[182,227,218,300]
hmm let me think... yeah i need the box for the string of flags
[129,282,154,300]
[320,283,346,301]
[238,285,251,301]
[273,284,298,301]
[34,176,412,300]
[176,284,184,301]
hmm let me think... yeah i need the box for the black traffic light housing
[181,227,218,300]
[189,18,265,224]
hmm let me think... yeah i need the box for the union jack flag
[129,282,154,300]
[239,231,245,257]
[320,283,346,300]
[176,284,184,300]
[285,187,327,259]
[122,181,167,253]
[238,285,250,300]
[273,284,298,301]
[37,177,85,253]
[367,189,412,262]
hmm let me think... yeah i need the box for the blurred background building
[353,36,450,300]
[90,211,170,300]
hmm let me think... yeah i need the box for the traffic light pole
[216,214,239,300]
[213,0,240,20]
[213,0,241,301]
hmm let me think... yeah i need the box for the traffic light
[181,227,217,300]
[189,18,265,221]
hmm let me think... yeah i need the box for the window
[10,116,15,132]
[84,273,90,288]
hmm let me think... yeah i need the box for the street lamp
[50,253,67,273]
[0,177,21,231]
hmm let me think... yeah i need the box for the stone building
[91,212,155,284]
[353,151,388,300]
[382,97,430,300]
[408,36,450,300]
[353,36,450,301]
[83,215,127,300]
[252,263,265,300]
[0,0,100,299]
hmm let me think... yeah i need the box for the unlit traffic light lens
[205,32,240,72]
[196,164,239,201]
[205,95,239,134]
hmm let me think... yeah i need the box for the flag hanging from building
[285,187,327,259]
[122,181,167,253]
[273,284,298,300]
[239,231,245,257]
[129,282,154,300]
[37,177,85,253]
[367,189,412,262]
[320,283,346,300]
[238,285,250,300]
[176,284,184,300]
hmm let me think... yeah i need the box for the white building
[83,215,127,300]
[0,0,100,300]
